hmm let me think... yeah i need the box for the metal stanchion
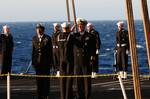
[7,73,10,99]
[118,75,128,99]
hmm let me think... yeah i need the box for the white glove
[123,71,127,79]
[126,50,129,54]
[91,72,96,78]
[96,49,99,54]
[56,71,60,77]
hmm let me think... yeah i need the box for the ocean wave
[16,41,22,44]
[106,48,111,51]
[100,54,107,57]
[136,44,144,49]
[1,21,147,74]
[138,28,143,32]
[106,34,110,37]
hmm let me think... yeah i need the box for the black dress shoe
[42,96,48,99]
[36,95,49,99]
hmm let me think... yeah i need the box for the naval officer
[71,18,96,99]
[32,23,53,99]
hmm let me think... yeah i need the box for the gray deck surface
[0,76,150,99]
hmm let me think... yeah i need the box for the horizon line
[0,19,143,23]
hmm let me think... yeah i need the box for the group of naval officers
[0,18,129,99]
[32,18,101,99]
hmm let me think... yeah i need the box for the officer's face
[62,27,66,32]
[36,28,44,35]
[62,27,70,33]
[78,24,86,32]
[87,26,93,32]
[54,26,59,32]
[3,27,10,33]
[118,25,123,30]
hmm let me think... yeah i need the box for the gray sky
[0,0,150,22]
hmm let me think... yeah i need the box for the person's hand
[56,71,60,77]
[90,56,95,65]
[96,49,99,54]
[90,56,95,61]
[91,72,96,78]
[115,50,117,53]
[70,24,77,32]
[126,50,129,54]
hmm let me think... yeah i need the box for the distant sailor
[115,21,129,79]
[87,23,101,77]
[51,23,61,74]
[32,24,53,99]
[71,18,96,99]
[0,25,14,74]
[57,22,74,99]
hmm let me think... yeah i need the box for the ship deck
[0,76,150,99]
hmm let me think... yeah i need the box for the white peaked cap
[76,18,88,25]
[3,25,10,29]
[87,23,93,27]
[53,23,60,27]
[117,21,124,26]
[61,22,70,28]
[76,18,81,23]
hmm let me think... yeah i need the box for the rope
[0,74,117,78]
[0,73,150,78]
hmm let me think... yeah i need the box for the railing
[0,73,150,99]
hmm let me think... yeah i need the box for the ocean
[0,21,148,74]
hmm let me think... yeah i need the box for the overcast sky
[0,0,150,22]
